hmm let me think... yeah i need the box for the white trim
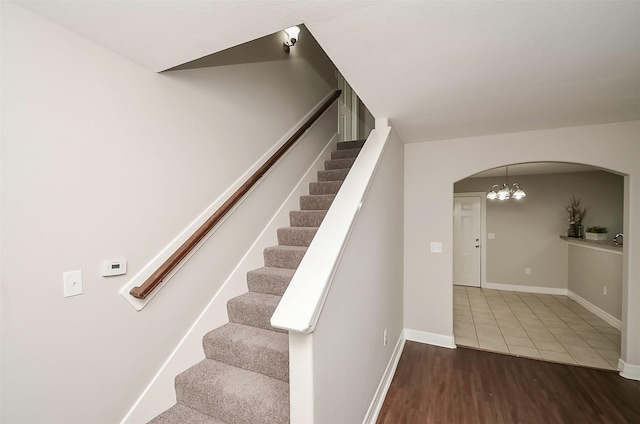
[351,89,359,141]
[119,132,339,423]
[363,334,406,424]
[404,328,456,349]
[618,359,640,381]
[288,333,316,424]
[567,290,622,330]
[483,282,568,295]
[271,127,392,333]
[563,238,623,255]
[118,90,338,310]
[375,117,389,128]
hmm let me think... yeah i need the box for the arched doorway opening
[452,162,624,370]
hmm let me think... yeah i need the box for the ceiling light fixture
[283,26,300,53]
[486,165,526,201]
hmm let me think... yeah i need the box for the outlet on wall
[603,286,607,295]
[63,270,83,298]
[525,267,531,275]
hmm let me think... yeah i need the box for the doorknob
[475,244,480,248]
[475,238,480,248]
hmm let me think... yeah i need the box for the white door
[453,196,481,287]
[337,72,359,142]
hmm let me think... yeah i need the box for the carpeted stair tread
[149,403,228,424]
[317,168,350,182]
[150,140,367,423]
[337,139,365,150]
[309,180,343,195]
[227,292,285,333]
[203,323,289,382]
[277,226,318,247]
[331,147,361,159]
[324,157,356,170]
[299,194,336,210]
[264,245,307,269]
[289,210,327,227]
[175,359,289,424]
[247,267,295,296]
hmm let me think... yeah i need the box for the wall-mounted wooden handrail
[129,90,342,299]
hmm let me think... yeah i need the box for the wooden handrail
[130,90,342,299]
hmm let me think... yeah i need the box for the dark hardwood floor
[377,341,640,424]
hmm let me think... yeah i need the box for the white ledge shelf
[560,236,622,255]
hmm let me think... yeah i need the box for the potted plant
[564,196,588,238]
[585,226,608,241]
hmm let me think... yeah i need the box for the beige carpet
[149,140,365,424]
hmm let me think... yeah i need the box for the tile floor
[453,285,621,370]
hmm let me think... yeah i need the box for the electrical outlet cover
[63,270,83,297]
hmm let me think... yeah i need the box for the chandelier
[486,165,526,201]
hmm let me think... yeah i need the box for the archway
[452,162,624,369]
[402,120,639,381]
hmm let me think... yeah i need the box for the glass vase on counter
[568,223,584,238]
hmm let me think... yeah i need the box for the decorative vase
[576,224,584,238]
[567,225,576,237]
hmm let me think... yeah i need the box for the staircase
[149,139,365,424]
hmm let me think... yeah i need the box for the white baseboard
[618,359,640,381]
[404,329,456,349]
[363,334,406,424]
[567,290,622,330]
[483,282,568,296]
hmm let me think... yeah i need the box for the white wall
[292,128,404,424]
[358,99,375,140]
[0,3,336,423]
[404,121,640,371]
[568,245,622,320]
[455,171,624,289]
[124,108,339,423]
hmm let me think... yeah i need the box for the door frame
[454,192,487,287]
[337,71,359,142]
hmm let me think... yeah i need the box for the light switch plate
[63,270,83,297]
[488,233,496,239]
[430,242,443,253]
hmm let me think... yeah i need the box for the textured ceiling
[14,0,640,143]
